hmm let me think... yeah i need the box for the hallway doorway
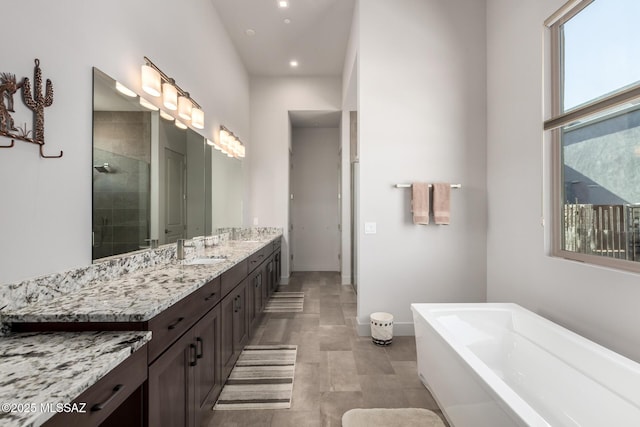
[289,111,341,272]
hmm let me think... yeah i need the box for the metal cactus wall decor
[0,58,62,158]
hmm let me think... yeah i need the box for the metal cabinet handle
[91,384,125,412]
[190,343,198,366]
[204,292,217,301]
[196,337,204,359]
[168,317,185,330]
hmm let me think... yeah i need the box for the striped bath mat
[263,292,304,313]
[213,345,297,410]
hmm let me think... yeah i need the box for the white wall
[356,0,488,335]
[249,77,342,281]
[487,0,640,362]
[291,127,341,271]
[0,0,249,284]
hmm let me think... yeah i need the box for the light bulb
[191,107,204,129]
[178,96,192,121]
[141,65,161,97]
[162,82,177,110]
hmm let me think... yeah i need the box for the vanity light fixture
[142,57,204,129]
[141,64,161,97]
[115,81,137,97]
[178,94,193,121]
[159,110,174,121]
[175,120,187,130]
[191,107,204,129]
[162,81,178,110]
[139,97,159,111]
[217,125,246,159]
[278,1,289,8]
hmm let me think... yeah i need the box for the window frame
[546,0,640,273]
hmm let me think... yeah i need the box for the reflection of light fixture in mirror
[115,82,137,97]
[175,120,187,130]
[162,81,178,110]
[159,110,174,121]
[218,125,246,158]
[191,107,204,129]
[141,64,161,97]
[142,57,205,129]
[178,95,192,121]
[139,97,159,111]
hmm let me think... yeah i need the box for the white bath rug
[341,408,446,427]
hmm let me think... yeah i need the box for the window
[546,0,640,271]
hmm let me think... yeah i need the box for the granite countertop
[1,235,281,325]
[0,330,151,427]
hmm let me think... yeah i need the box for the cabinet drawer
[248,247,269,272]
[148,294,201,363]
[44,344,147,427]
[221,260,248,297]
[193,277,222,313]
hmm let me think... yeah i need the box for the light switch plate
[364,222,377,234]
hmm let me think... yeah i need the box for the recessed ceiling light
[245,29,256,36]
[289,60,298,68]
[278,1,288,8]
[284,18,291,24]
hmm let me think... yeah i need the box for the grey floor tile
[384,336,418,361]
[320,391,364,427]
[271,410,321,427]
[211,271,447,427]
[319,325,353,351]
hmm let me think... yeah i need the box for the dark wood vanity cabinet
[45,344,148,427]
[220,278,249,381]
[147,305,221,427]
[19,238,282,427]
[249,265,265,330]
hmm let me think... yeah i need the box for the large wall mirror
[92,68,243,261]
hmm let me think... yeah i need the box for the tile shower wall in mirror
[93,110,151,259]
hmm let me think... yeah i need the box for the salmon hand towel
[433,183,451,225]
[411,183,430,225]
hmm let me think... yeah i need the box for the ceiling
[290,110,341,128]
[210,0,355,76]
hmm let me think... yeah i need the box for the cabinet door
[148,331,196,427]
[265,260,273,300]
[220,292,236,382]
[246,272,257,332]
[193,305,221,427]
[234,279,249,351]
[249,269,263,330]
[274,251,281,291]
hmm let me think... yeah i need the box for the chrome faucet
[176,239,195,260]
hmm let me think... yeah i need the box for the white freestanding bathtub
[411,303,640,427]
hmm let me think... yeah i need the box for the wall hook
[39,144,62,158]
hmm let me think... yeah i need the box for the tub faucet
[176,239,195,260]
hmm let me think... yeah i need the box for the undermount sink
[182,257,226,266]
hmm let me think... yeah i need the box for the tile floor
[207,271,448,427]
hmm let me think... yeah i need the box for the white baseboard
[356,318,415,337]
[341,274,351,285]
[280,275,290,285]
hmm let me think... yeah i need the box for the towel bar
[394,184,461,188]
